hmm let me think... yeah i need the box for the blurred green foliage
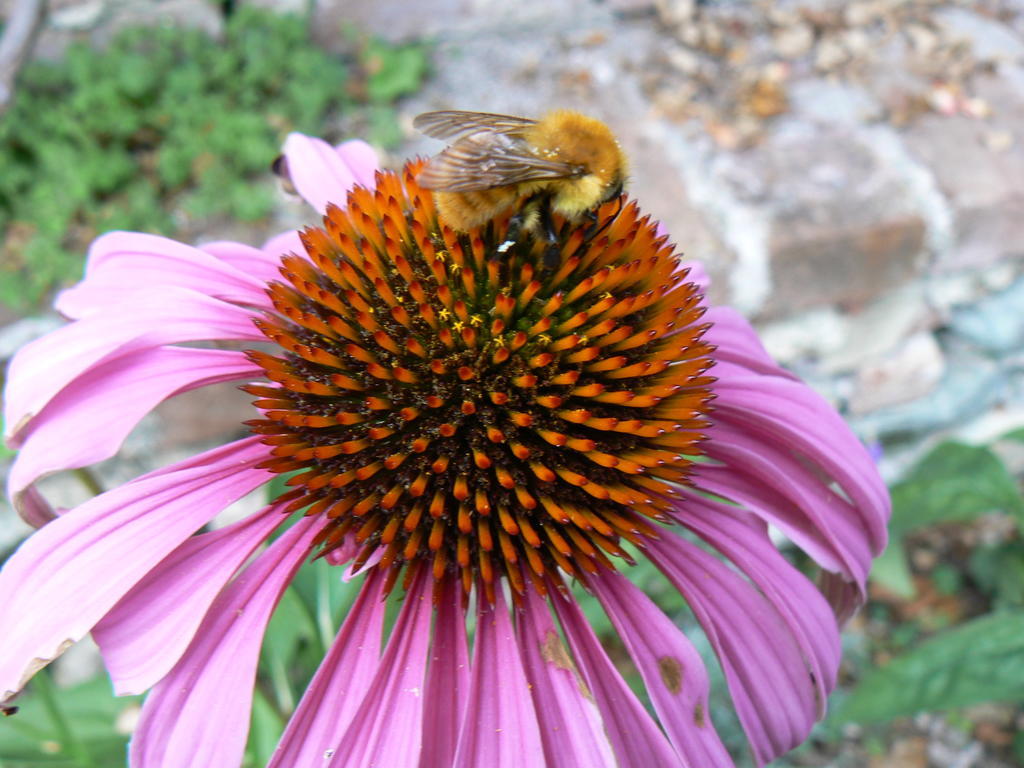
[828,430,1024,760]
[0,7,428,311]
[835,611,1024,727]
[0,670,141,767]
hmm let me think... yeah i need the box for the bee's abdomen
[435,188,519,232]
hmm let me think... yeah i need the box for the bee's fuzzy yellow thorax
[526,110,627,217]
[527,110,626,183]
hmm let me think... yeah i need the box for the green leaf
[868,537,915,598]
[1000,427,1024,444]
[262,587,315,669]
[366,104,403,149]
[969,543,1024,607]
[889,442,1024,537]
[364,41,428,103]
[0,673,140,765]
[833,611,1024,725]
[245,686,285,767]
[0,8,432,311]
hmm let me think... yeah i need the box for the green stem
[34,670,98,768]
[292,584,327,658]
[315,563,336,653]
[254,676,289,723]
[73,468,104,497]
[266,652,295,716]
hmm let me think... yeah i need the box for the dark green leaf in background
[872,440,1024,598]
[0,672,139,766]
[834,611,1024,725]
[889,442,1024,538]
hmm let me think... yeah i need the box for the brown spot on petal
[694,701,706,728]
[9,411,34,442]
[541,629,593,701]
[5,638,74,703]
[541,629,574,671]
[658,655,683,694]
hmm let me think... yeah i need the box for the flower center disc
[245,161,716,602]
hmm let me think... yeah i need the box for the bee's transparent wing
[413,110,537,141]
[417,132,581,192]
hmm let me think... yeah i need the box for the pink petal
[703,306,799,379]
[693,457,862,583]
[698,419,876,590]
[92,503,288,695]
[646,533,818,766]
[549,582,684,768]
[711,361,890,553]
[268,569,388,768]
[0,438,271,703]
[515,587,616,768]
[260,230,304,262]
[337,139,380,188]
[55,232,271,319]
[200,240,287,284]
[672,491,841,704]
[677,260,711,292]
[12,485,58,528]
[332,567,434,768]
[453,587,545,768]
[8,347,259,504]
[282,133,379,215]
[4,288,263,445]
[323,533,360,567]
[130,515,318,768]
[342,545,384,581]
[588,570,732,768]
[818,570,864,626]
[419,578,470,768]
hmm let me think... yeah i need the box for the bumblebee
[413,109,627,249]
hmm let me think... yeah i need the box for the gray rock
[788,80,885,126]
[49,0,106,30]
[934,7,1024,66]
[949,272,1024,354]
[850,347,1006,439]
[848,331,945,415]
[901,75,1024,272]
[711,126,928,319]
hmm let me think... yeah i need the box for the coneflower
[0,133,889,768]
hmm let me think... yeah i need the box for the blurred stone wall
[317,0,1024,478]
[1,0,1022,526]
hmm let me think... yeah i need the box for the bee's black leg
[539,197,561,270]
[499,212,525,254]
[581,208,601,240]
[583,195,623,243]
[497,194,541,254]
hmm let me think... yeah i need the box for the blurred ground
[1,0,1023,766]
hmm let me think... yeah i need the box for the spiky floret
[244,160,716,603]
